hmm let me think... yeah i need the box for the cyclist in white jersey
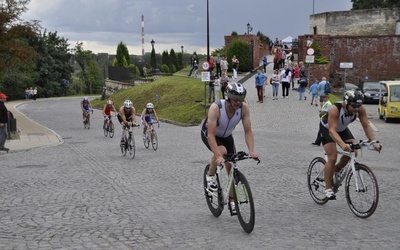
[320,90,381,200]
[201,82,259,213]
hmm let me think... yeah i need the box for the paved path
[0,59,399,249]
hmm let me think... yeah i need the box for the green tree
[73,42,102,94]
[351,0,400,9]
[115,41,130,67]
[226,39,252,72]
[169,49,178,70]
[33,30,74,97]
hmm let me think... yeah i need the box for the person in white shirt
[280,65,292,98]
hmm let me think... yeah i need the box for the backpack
[324,81,333,94]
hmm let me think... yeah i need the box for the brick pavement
[0,59,399,249]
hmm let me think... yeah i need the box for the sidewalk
[0,100,63,155]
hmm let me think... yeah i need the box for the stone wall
[310,8,400,36]
[297,34,400,85]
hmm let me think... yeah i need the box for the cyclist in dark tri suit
[117,100,137,144]
[140,102,159,140]
[320,90,381,200]
[80,97,92,124]
[201,82,259,214]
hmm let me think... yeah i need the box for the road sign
[202,61,209,71]
[305,55,315,63]
[307,48,315,55]
[340,62,353,69]
[201,71,210,82]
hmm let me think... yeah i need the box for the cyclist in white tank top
[320,90,381,200]
[201,83,259,209]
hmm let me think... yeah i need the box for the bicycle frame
[207,163,237,206]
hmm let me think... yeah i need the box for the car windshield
[390,85,400,102]
[363,82,380,91]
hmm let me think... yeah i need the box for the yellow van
[378,81,400,122]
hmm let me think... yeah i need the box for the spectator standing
[273,54,280,71]
[262,56,268,73]
[292,62,300,90]
[214,75,221,102]
[255,69,267,103]
[220,72,229,99]
[215,54,222,77]
[29,87,33,99]
[317,77,328,107]
[25,88,30,100]
[270,69,280,100]
[208,71,216,103]
[192,60,199,78]
[281,50,286,69]
[208,57,215,73]
[309,79,319,106]
[220,56,228,76]
[280,65,292,98]
[187,54,197,77]
[0,93,9,152]
[231,55,239,79]
[33,87,37,100]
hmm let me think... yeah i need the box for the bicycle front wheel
[307,157,329,205]
[129,136,136,159]
[86,117,90,129]
[143,134,150,149]
[345,163,379,218]
[234,171,255,233]
[203,164,223,217]
[109,122,114,138]
[104,124,108,137]
[151,130,158,151]
[121,138,127,156]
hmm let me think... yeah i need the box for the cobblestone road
[1,65,399,249]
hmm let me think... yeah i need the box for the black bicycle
[120,123,140,159]
[83,109,93,129]
[103,115,115,138]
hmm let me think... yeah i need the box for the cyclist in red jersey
[102,100,117,129]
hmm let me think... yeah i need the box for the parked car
[378,80,400,122]
[344,82,359,91]
[359,81,381,103]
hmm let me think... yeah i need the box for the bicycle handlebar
[348,140,382,153]
[224,151,260,165]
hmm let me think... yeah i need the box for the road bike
[103,115,115,138]
[203,151,260,233]
[83,109,93,129]
[143,121,159,151]
[307,140,381,218]
[120,123,140,159]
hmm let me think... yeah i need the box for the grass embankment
[91,75,208,126]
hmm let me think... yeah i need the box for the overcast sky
[21,0,352,55]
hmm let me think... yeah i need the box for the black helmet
[344,90,364,104]
[225,82,247,101]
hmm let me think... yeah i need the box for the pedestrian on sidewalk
[270,69,280,100]
[231,55,239,79]
[255,69,266,103]
[0,93,9,152]
[280,65,292,98]
[309,79,319,106]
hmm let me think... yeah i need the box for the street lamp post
[247,23,253,35]
[150,39,156,70]
[181,45,184,67]
[206,0,210,61]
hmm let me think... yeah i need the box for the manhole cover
[16,165,48,169]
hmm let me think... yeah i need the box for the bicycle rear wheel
[129,135,136,159]
[345,163,379,218]
[109,122,114,138]
[86,117,90,129]
[307,157,329,205]
[151,130,158,151]
[203,164,223,217]
[234,171,255,234]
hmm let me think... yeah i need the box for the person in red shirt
[102,100,117,129]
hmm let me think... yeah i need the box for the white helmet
[146,102,154,109]
[124,100,132,108]
[83,96,89,101]
[106,100,113,105]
